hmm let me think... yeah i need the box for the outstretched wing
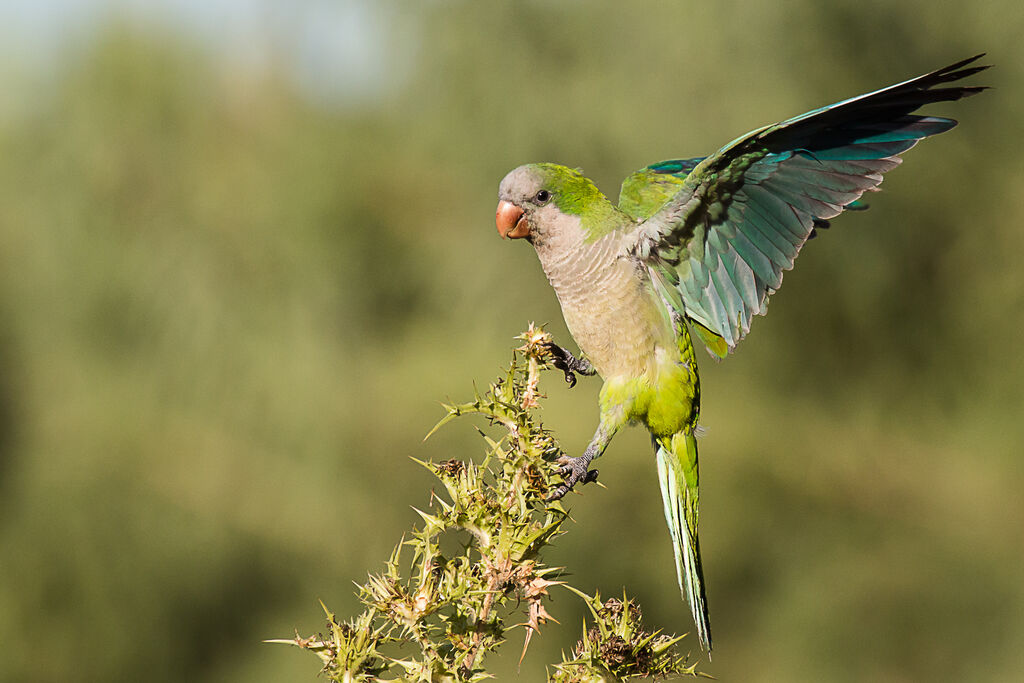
[632,54,989,353]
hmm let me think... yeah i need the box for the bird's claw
[541,342,593,388]
[546,456,599,501]
[541,342,577,387]
[557,362,578,388]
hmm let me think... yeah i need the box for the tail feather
[656,434,711,653]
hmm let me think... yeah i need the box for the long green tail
[656,432,711,653]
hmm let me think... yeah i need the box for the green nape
[528,162,626,240]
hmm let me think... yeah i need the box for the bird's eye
[534,190,551,204]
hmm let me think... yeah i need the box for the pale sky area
[1,0,401,104]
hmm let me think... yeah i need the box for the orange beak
[495,200,529,239]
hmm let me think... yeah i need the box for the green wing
[620,158,731,358]
[632,54,988,352]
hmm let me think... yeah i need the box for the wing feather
[629,55,989,351]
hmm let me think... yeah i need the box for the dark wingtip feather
[916,54,992,94]
[941,52,985,68]
[876,54,991,99]
[943,66,990,81]
[958,85,991,98]
[929,53,990,79]
[761,54,990,153]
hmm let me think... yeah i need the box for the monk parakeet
[494,55,988,653]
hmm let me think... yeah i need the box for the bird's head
[495,163,610,243]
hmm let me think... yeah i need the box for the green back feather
[618,158,704,221]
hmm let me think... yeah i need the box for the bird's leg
[542,342,597,388]
[547,424,613,500]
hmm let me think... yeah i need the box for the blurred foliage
[0,1,1021,682]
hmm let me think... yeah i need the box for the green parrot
[494,55,988,653]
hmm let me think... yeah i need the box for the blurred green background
[1,1,1021,681]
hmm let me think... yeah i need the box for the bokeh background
[1,1,1021,681]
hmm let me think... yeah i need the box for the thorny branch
[269,324,704,682]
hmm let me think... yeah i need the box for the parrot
[493,54,988,654]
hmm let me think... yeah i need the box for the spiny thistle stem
[270,324,704,681]
[463,571,501,672]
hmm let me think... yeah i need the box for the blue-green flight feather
[630,54,989,351]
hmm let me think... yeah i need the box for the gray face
[498,165,545,207]
[497,165,563,245]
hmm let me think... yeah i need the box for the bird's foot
[546,454,599,501]
[542,342,596,388]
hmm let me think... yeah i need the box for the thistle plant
[272,325,703,681]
